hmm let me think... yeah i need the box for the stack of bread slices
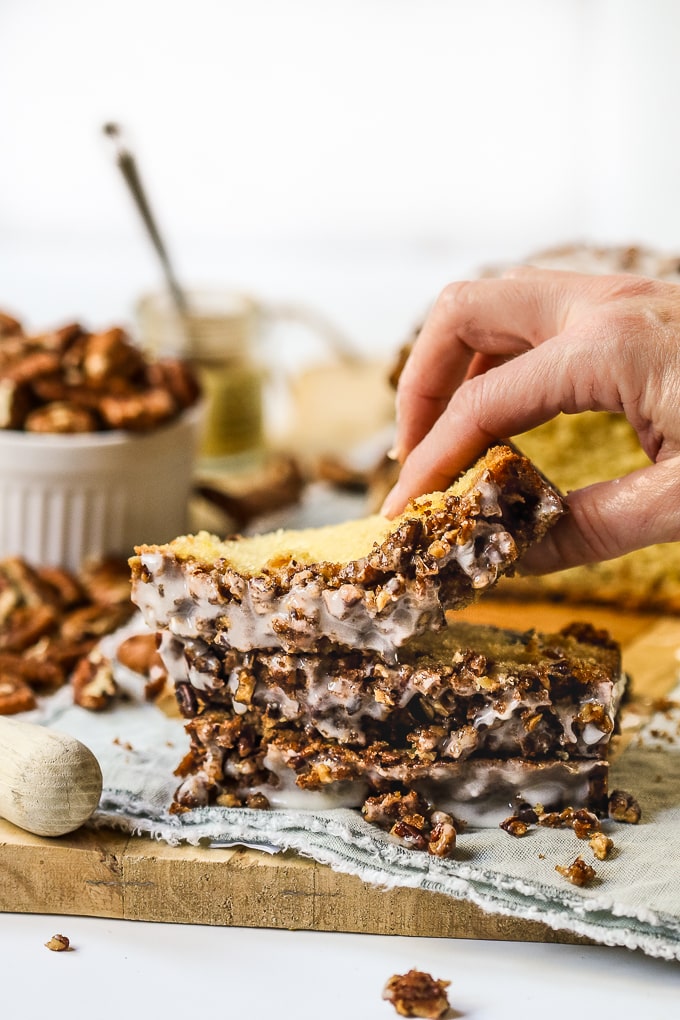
[130,444,625,849]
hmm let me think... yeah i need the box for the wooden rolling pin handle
[0,716,103,837]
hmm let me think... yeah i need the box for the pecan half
[24,401,100,434]
[71,651,118,710]
[0,674,37,714]
[116,632,159,675]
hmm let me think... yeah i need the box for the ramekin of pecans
[0,310,203,571]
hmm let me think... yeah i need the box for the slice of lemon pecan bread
[130,443,563,656]
[164,618,621,824]
[165,618,623,771]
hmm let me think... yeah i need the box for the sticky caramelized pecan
[608,789,642,824]
[555,855,597,887]
[383,969,451,1019]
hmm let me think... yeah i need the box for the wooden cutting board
[1,599,678,945]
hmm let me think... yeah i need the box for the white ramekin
[0,403,203,571]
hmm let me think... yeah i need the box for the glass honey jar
[137,288,264,466]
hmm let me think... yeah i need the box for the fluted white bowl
[0,403,203,570]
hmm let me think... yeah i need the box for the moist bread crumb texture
[130,444,623,836]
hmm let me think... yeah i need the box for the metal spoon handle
[104,122,188,316]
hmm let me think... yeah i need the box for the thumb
[519,457,680,575]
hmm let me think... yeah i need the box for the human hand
[381,268,680,574]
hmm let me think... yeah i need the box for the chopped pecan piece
[173,748,199,778]
[589,831,614,860]
[215,791,241,808]
[390,819,428,852]
[608,789,641,824]
[245,792,270,810]
[572,808,600,839]
[44,934,71,952]
[555,855,596,887]
[537,810,567,828]
[363,790,457,858]
[0,575,19,626]
[574,701,613,734]
[362,789,430,828]
[29,636,95,674]
[382,969,451,1019]
[143,663,169,702]
[428,817,457,857]
[313,453,369,493]
[500,815,529,837]
[233,669,256,707]
[115,631,168,700]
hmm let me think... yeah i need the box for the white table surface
[1,911,678,1020]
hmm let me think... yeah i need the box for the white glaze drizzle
[132,476,546,654]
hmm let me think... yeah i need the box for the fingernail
[386,446,399,462]
[380,488,400,518]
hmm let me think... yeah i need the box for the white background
[2,0,680,355]
[2,913,680,1020]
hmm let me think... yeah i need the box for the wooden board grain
[2,600,679,942]
[0,818,597,945]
